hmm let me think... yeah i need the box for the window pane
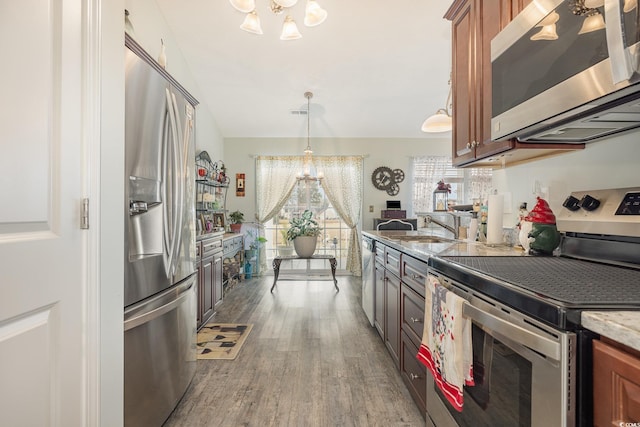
[411,157,492,213]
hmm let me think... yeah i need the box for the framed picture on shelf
[213,213,225,229]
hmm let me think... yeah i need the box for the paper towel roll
[486,194,504,245]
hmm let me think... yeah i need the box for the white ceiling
[154,0,452,139]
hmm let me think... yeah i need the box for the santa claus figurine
[519,197,561,255]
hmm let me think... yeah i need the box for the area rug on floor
[196,323,253,360]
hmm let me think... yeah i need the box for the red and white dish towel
[417,275,474,411]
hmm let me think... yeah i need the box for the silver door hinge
[81,198,89,229]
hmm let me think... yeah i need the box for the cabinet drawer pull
[410,317,422,323]
[411,273,423,280]
[409,373,421,380]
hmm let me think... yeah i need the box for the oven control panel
[615,192,640,215]
[557,187,640,237]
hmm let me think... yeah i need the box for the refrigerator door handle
[170,92,186,273]
[164,88,181,276]
[124,279,194,332]
[162,89,172,275]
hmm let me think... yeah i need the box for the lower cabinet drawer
[401,283,425,346]
[401,330,426,417]
[401,254,428,298]
[385,246,401,277]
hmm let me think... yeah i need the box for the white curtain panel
[315,156,364,276]
[255,156,303,223]
[412,156,452,213]
[412,156,493,212]
[465,168,493,204]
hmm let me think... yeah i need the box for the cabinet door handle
[466,142,471,149]
[410,317,422,323]
[409,373,421,380]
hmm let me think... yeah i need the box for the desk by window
[271,254,339,292]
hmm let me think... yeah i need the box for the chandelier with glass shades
[228,0,328,40]
[297,92,324,182]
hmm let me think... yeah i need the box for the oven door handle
[463,303,561,362]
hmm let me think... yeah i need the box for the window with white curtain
[411,156,492,214]
[255,155,363,276]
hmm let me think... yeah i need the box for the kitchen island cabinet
[445,0,584,168]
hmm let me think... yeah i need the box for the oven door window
[436,324,532,427]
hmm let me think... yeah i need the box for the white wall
[224,132,639,231]
[124,0,224,158]
[493,134,640,227]
[223,136,451,229]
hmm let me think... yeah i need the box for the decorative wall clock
[371,166,405,196]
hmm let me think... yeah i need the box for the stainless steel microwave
[491,0,640,143]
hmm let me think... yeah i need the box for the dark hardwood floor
[163,275,425,427]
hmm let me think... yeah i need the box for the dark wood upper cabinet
[445,0,584,168]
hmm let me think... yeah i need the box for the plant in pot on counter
[286,210,321,258]
[228,210,244,233]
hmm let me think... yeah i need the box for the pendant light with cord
[298,91,323,182]
[422,75,453,133]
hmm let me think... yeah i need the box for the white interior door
[0,1,87,426]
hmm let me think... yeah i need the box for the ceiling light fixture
[229,0,327,41]
[422,75,453,133]
[297,91,323,181]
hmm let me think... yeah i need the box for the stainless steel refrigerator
[124,34,198,427]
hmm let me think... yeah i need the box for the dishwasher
[361,235,375,326]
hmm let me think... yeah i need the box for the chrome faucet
[425,214,460,239]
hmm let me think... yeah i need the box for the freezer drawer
[124,276,197,427]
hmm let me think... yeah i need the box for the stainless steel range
[426,187,640,427]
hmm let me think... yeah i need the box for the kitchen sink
[389,235,453,244]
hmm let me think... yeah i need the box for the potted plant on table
[228,210,244,233]
[286,210,321,258]
[277,228,294,257]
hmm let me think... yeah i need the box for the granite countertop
[363,229,526,259]
[582,311,640,352]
